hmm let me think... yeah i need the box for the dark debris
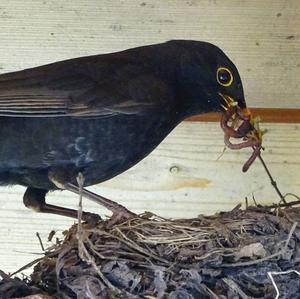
[1,206,300,298]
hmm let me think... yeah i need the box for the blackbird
[0,40,246,221]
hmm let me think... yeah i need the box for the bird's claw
[106,210,137,228]
[82,212,102,226]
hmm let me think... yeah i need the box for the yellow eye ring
[217,67,233,87]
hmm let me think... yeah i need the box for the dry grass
[1,204,300,298]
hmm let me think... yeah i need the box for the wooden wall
[0,0,299,273]
[0,0,299,108]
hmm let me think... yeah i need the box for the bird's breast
[0,112,179,189]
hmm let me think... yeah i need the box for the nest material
[1,205,300,299]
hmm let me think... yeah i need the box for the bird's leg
[48,170,137,225]
[23,187,101,223]
[58,182,136,225]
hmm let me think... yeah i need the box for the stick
[264,199,300,209]
[75,173,119,293]
[76,172,84,236]
[258,154,287,204]
[223,278,250,299]
[221,222,297,267]
[36,232,45,252]
[268,270,300,299]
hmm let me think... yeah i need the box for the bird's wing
[0,60,173,118]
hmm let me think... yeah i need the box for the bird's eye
[217,67,233,87]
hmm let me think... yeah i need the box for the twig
[263,199,300,209]
[36,232,45,252]
[78,237,119,292]
[258,154,287,204]
[223,278,250,299]
[251,194,259,207]
[216,146,227,161]
[284,193,300,201]
[283,222,297,252]
[76,172,84,236]
[75,173,120,293]
[111,228,171,265]
[231,203,242,211]
[245,197,248,209]
[9,257,44,277]
[9,246,62,277]
[222,252,282,267]
[268,269,300,299]
[205,285,222,299]
[222,222,297,267]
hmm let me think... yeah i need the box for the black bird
[0,40,245,221]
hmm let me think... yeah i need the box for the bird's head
[175,40,246,117]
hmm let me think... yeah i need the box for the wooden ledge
[187,108,300,123]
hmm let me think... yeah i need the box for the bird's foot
[106,209,137,228]
[82,211,102,226]
[48,169,137,226]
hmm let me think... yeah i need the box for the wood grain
[189,108,300,123]
[0,0,298,108]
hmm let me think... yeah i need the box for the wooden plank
[188,108,300,123]
[1,121,299,273]
[0,0,298,109]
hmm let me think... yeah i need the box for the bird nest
[1,203,300,299]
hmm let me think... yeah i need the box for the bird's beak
[218,92,251,118]
[218,92,237,111]
[218,92,248,113]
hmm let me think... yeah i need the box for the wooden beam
[187,108,300,123]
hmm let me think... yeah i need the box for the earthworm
[220,107,245,138]
[220,106,253,138]
[242,146,262,172]
[220,106,262,172]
